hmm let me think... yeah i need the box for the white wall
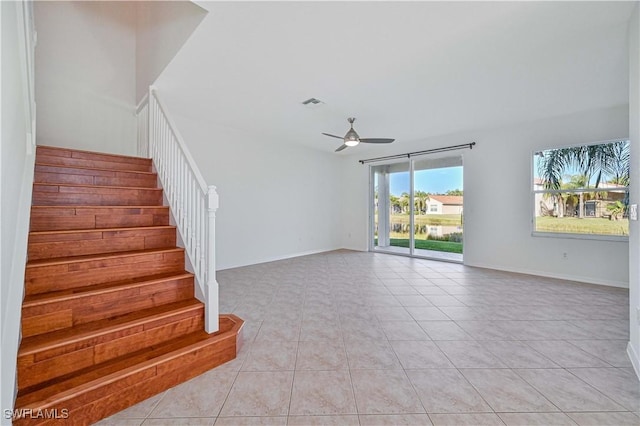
[342,105,630,287]
[627,4,639,377]
[135,1,206,103]
[35,1,137,156]
[1,1,35,420]
[166,113,344,270]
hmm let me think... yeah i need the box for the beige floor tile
[296,340,348,370]
[460,368,558,412]
[299,320,342,341]
[455,321,515,340]
[567,340,633,368]
[94,418,143,425]
[241,340,298,371]
[345,339,402,369]
[289,370,357,415]
[351,369,425,415]
[436,307,484,321]
[287,415,360,425]
[408,368,492,414]
[566,411,640,425]
[214,416,287,425]
[514,369,625,412]
[107,251,634,426]
[385,286,420,296]
[143,418,215,425]
[358,413,433,425]
[423,295,466,307]
[418,321,473,341]
[373,306,414,321]
[435,341,506,368]
[568,320,629,340]
[497,412,577,425]
[568,367,640,412]
[255,321,301,342]
[428,413,505,425]
[150,370,237,418]
[406,307,450,321]
[380,320,431,341]
[524,341,611,368]
[219,371,294,417]
[106,392,165,419]
[416,287,450,296]
[395,295,434,307]
[481,341,559,368]
[390,340,454,369]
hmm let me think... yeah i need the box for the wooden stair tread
[23,272,194,306]
[35,162,156,176]
[29,225,175,237]
[30,205,168,211]
[33,182,163,191]
[19,299,202,356]
[16,316,241,408]
[36,145,152,165]
[26,247,184,268]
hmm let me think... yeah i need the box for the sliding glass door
[371,155,463,262]
[372,160,412,255]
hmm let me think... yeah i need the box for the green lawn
[390,214,463,227]
[535,216,629,236]
[376,238,463,254]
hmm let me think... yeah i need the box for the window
[430,204,438,212]
[533,140,629,239]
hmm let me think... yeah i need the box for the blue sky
[389,166,463,196]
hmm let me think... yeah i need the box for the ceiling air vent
[302,98,322,105]
[301,98,324,108]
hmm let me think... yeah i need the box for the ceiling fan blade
[335,144,348,152]
[360,138,395,144]
[322,133,344,140]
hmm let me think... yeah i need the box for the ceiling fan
[322,117,395,152]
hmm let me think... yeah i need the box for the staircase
[14,146,242,425]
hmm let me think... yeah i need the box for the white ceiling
[157,1,635,155]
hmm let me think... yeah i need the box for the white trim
[627,342,640,381]
[217,247,342,271]
[135,93,149,115]
[464,260,629,288]
[531,231,628,242]
[150,87,208,192]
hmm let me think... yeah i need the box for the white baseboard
[217,247,343,271]
[463,261,629,289]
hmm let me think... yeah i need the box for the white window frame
[531,139,629,242]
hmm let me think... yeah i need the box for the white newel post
[206,185,220,333]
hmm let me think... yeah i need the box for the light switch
[630,204,638,221]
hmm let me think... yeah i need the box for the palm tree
[563,174,588,218]
[536,140,630,191]
[389,195,401,213]
[607,200,626,221]
[400,192,410,214]
[414,190,430,215]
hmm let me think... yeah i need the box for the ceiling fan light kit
[322,117,395,152]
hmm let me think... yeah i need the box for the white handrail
[136,86,219,333]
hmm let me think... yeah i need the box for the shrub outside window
[533,140,630,239]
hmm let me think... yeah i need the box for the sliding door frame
[368,155,464,264]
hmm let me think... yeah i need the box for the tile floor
[98,250,639,425]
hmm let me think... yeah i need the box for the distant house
[535,178,627,217]
[426,195,463,215]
